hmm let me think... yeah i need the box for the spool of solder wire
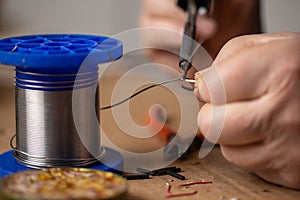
[0,34,122,168]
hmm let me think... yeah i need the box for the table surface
[0,53,300,199]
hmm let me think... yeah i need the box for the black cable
[100,78,182,110]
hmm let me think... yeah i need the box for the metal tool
[178,0,211,80]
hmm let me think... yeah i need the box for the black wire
[100,78,182,110]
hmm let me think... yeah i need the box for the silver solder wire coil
[13,69,104,168]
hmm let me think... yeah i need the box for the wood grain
[0,53,299,199]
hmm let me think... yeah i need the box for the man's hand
[194,32,300,189]
[139,0,261,73]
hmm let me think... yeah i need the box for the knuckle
[243,114,262,134]
[225,35,255,48]
[223,36,244,48]
[242,98,282,138]
[242,110,271,136]
[278,104,300,133]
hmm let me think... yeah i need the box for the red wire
[166,183,198,198]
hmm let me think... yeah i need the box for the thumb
[194,33,297,103]
[194,44,267,104]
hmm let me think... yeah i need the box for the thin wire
[100,78,183,110]
[184,79,196,83]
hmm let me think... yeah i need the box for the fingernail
[194,72,203,88]
[194,73,206,103]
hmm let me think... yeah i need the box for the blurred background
[0,0,300,85]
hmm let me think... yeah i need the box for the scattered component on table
[156,168,182,176]
[123,173,150,180]
[165,180,213,198]
[136,167,157,176]
[166,170,186,180]
[136,166,185,180]
[179,181,213,187]
[166,183,198,198]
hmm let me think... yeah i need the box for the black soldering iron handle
[178,0,211,79]
[177,0,211,12]
[179,14,196,79]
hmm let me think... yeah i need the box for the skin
[139,0,300,190]
[194,32,300,190]
[139,0,261,78]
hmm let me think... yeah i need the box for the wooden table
[0,53,299,199]
[124,148,300,200]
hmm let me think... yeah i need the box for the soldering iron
[177,0,211,80]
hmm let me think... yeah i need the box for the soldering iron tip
[180,71,186,81]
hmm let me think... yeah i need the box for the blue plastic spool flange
[0,34,123,90]
[0,148,124,178]
[0,34,123,176]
